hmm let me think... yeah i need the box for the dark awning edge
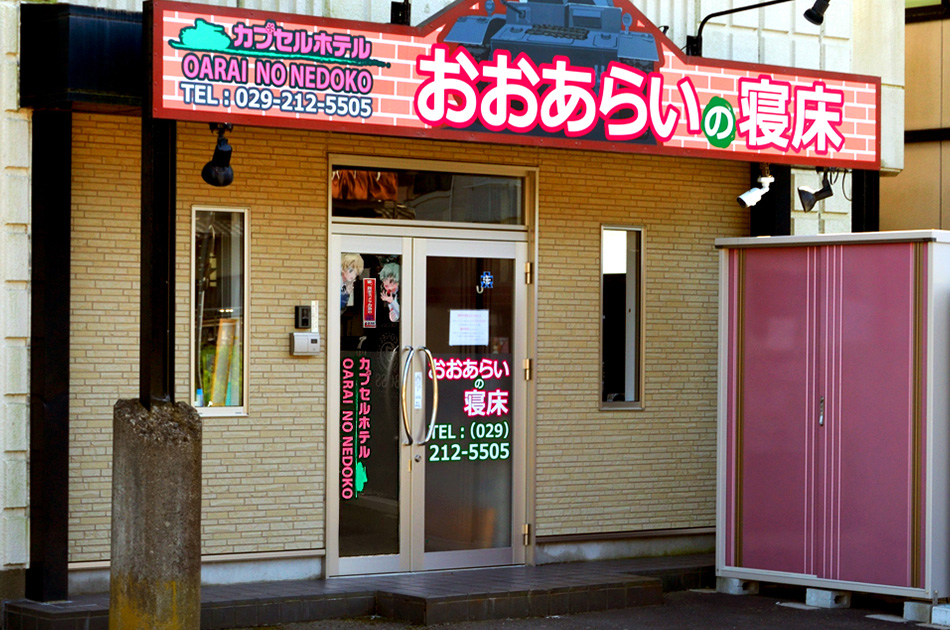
[21,4,143,111]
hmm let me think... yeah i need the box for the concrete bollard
[109,399,201,630]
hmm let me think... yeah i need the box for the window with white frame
[601,226,642,408]
[193,207,247,413]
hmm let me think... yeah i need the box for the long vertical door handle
[400,346,417,444]
[818,395,825,427]
[418,346,440,445]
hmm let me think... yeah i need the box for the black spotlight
[201,123,234,187]
[798,168,834,212]
[804,0,830,25]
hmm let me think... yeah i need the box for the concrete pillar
[109,399,201,630]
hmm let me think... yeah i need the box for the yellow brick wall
[69,113,746,561]
[71,115,333,560]
[177,122,330,556]
[71,116,143,559]
[534,152,746,535]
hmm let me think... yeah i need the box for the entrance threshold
[3,554,712,628]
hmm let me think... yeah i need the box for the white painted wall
[0,0,905,576]
[427,0,905,235]
[677,0,904,234]
[852,0,904,174]
[1,0,30,583]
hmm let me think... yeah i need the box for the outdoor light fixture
[687,0,831,57]
[201,123,234,187]
[797,167,834,212]
[737,164,774,209]
[804,0,831,25]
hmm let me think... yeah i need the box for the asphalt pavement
[234,587,935,630]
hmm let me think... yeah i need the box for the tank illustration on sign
[443,0,660,83]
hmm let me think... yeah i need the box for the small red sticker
[363,278,376,329]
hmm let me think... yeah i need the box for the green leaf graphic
[355,461,368,494]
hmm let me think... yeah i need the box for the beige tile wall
[72,115,333,560]
[533,151,746,534]
[70,113,746,561]
[71,117,144,559]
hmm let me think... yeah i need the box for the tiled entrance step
[2,554,713,629]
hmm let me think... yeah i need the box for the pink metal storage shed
[716,230,950,598]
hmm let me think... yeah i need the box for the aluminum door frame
[327,231,527,576]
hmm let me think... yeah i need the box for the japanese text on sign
[341,355,372,500]
[427,357,511,380]
[426,353,512,464]
[415,45,845,155]
[363,278,377,329]
[449,310,489,347]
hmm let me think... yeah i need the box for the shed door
[732,243,925,588]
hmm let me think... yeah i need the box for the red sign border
[150,0,882,170]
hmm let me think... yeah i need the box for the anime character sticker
[379,262,400,322]
[341,252,365,310]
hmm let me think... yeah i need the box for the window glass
[338,250,402,557]
[331,167,523,225]
[601,227,641,407]
[194,208,246,412]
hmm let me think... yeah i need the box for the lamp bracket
[689,0,811,57]
[208,122,233,137]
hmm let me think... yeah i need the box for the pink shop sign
[152,0,881,169]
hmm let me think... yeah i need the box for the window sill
[195,407,248,418]
[599,402,643,411]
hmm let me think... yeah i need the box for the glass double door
[328,233,527,575]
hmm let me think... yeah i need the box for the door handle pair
[400,346,440,445]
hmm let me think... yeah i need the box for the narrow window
[193,207,247,414]
[601,227,642,408]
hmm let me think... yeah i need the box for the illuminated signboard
[152,0,881,169]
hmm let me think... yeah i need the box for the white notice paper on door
[449,310,489,346]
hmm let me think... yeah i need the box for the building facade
[1,0,904,606]
[880,1,947,229]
